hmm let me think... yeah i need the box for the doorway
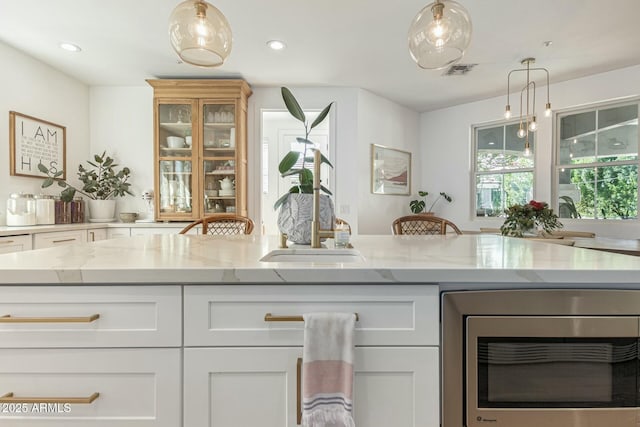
[260,111,331,235]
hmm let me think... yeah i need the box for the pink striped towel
[302,312,356,427]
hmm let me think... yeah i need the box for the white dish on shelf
[219,190,235,197]
[166,136,185,148]
[88,218,116,223]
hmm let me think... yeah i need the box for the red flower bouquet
[500,200,563,237]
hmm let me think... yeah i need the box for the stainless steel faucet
[311,149,334,248]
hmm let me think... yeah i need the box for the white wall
[420,64,640,238]
[89,86,154,217]
[0,41,89,225]
[357,89,420,234]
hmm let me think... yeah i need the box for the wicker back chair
[179,214,254,235]
[392,215,462,235]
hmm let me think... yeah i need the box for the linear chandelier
[408,0,472,70]
[504,57,551,156]
[168,0,232,67]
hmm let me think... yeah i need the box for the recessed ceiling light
[266,40,286,51]
[543,40,553,47]
[59,42,81,52]
[488,142,495,145]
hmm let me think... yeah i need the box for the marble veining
[0,234,639,285]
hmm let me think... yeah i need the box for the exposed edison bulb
[426,17,451,49]
[504,105,511,119]
[528,116,538,132]
[524,144,531,157]
[517,126,526,138]
[545,102,552,117]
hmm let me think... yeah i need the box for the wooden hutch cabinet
[147,79,252,221]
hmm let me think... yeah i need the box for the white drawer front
[34,230,87,249]
[184,285,439,346]
[0,235,32,253]
[107,228,131,239]
[0,348,181,427]
[0,286,181,348]
[87,228,108,242]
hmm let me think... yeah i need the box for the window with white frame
[473,121,535,217]
[555,99,638,220]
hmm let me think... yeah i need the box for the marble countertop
[0,234,639,285]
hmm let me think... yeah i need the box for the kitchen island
[1,234,639,427]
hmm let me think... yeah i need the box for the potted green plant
[500,200,563,237]
[409,191,452,214]
[275,87,334,244]
[39,151,133,221]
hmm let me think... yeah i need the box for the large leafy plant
[274,87,334,210]
[39,151,133,202]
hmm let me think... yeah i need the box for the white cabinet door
[87,228,108,242]
[0,235,32,253]
[0,348,181,427]
[184,347,300,427]
[33,230,87,249]
[184,347,438,427]
[353,347,439,427]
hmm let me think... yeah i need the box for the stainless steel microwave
[442,290,640,427]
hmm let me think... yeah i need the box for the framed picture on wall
[9,111,66,179]
[371,144,411,195]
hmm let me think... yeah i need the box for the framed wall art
[9,111,66,179]
[371,144,411,195]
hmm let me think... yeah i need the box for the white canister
[35,194,55,225]
[6,193,37,226]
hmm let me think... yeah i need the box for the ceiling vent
[442,63,477,76]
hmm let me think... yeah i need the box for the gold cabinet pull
[264,313,359,322]
[0,314,100,323]
[296,357,302,425]
[0,392,99,404]
[0,240,14,244]
[52,238,77,244]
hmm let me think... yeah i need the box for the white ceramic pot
[277,193,335,244]
[88,199,116,221]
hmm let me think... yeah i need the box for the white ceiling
[1,0,640,112]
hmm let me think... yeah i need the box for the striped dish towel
[302,312,357,427]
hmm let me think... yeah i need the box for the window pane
[504,123,534,169]
[596,117,638,162]
[558,166,638,219]
[598,104,638,129]
[561,111,595,139]
[597,165,638,219]
[477,127,504,172]
[476,174,503,217]
[559,136,596,165]
[504,172,533,207]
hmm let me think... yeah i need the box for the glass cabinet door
[202,102,237,215]
[158,103,194,215]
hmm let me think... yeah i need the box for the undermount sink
[260,248,365,263]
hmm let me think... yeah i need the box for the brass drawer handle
[0,314,100,323]
[52,238,77,243]
[264,313,359,322]
[297,357,302,425]
[0,240,15,244]
[0,392,99,404]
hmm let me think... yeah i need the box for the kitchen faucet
[311,149,334,248]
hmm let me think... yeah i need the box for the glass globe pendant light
[408,0,472,70]
[168,0,232,67]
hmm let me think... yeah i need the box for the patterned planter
[277,193,335,244]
